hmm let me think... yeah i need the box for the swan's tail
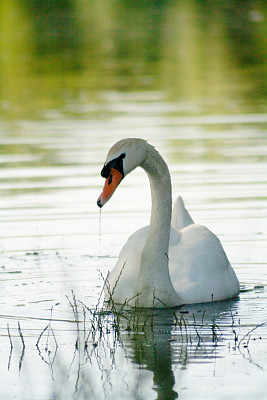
[171,196,194,230]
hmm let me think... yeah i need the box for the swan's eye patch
[101,153,125,179]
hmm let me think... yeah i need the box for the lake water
[1,2,267,399]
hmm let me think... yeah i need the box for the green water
[1,0,266,122]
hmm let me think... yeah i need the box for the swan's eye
[101,153,125,179]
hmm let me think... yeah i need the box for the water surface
[1,2,267,399]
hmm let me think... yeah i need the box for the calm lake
[1,1,267,399]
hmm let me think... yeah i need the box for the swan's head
[97,138,148,207]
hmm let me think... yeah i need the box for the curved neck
[140,147,172,276]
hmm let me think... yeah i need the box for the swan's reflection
[119,308,178,400]
[111,298,239,400]
[34,297,239,399]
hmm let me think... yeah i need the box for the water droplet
[98,208,102,257]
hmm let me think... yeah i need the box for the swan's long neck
[132,146,179,307]
[141,148,172,267]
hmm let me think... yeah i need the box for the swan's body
[97,138,240,308]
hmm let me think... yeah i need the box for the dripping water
[98,208,102,257]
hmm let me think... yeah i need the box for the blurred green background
[1,0,266,121]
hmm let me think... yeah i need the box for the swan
[97,138,240,308]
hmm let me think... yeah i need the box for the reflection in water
[117,300,240,400]
[3,258,267,400]
[10,296,245,399]
[121,309,178,400]
[25,0,82,64]
[1,0,266,119]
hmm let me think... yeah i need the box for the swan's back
[169,224,240,304]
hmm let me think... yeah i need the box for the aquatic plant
[6,275,266,399]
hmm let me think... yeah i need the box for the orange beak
[97,168,123,208]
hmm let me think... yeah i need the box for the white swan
[97,138,240,308]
